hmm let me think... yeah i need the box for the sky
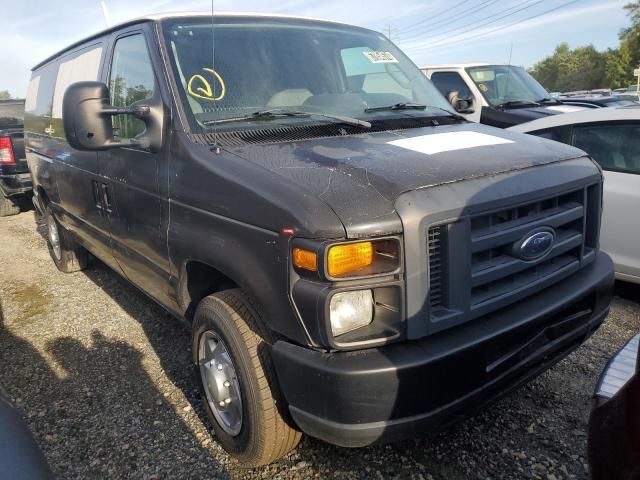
[0,0,633,98]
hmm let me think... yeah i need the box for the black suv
[0,99,31,216]
[26,13,614,467]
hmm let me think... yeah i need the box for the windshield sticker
[362,51,398,64]
[187,68,226,101]
[388,131,513,155]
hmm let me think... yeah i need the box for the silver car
[510,106,640,283]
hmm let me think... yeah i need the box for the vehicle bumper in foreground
[588,333,640,480]
[273,252,614,447]
[0,172,32,196]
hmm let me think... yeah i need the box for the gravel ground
[0,210,639,480]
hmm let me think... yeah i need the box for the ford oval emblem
[513,228,555,261]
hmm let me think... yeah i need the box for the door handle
[92,181,104,216]
[100,183,113,214]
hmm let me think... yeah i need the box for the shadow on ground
[0,283,230,479]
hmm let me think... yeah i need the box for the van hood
[225,122,587,238]
[481,104,586,128]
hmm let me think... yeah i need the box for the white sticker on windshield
[388,131,513,155]
[362,51,398,63]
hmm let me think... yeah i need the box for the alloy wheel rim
[47,214,62,261]
[198,330,243,436]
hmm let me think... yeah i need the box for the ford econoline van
[26,13,613,466]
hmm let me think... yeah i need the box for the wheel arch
[178,260,240,321]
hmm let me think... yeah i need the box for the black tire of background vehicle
[44,205,88,273]
[192,289,302,467]
[0,195,20,217]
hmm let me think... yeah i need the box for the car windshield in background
[0,100,25,128]
[162,17,453,132]
[466,65,552,108]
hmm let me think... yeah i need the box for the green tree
[620,1,640,81]
[529,44,606,92]
[529,2,640,92]
[604,45,632,89]
[0,90,11,100]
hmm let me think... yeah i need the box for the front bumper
[0,172,32,197]
[273,251,614,447]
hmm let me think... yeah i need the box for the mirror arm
[101,105,151,118]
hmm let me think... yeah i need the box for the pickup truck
[421,64,584,128]
[0,99,31,216]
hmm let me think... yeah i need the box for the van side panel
[25,62,62,206]
[26,39,121,273]
[49,42,118,265]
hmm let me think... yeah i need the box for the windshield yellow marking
[187,68,226,101]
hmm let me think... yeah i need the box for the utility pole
[386,23,392,40]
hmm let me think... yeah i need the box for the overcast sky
[1,0,632,97]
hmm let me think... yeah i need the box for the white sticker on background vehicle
[362,51,398,63]
[388,131,514,155]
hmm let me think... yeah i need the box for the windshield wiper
[365,102,427,112]
[202,108,371,128]
[496,100,541,108]
[364,102,466,121]
[536,97,560,104]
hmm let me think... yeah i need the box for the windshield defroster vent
[188,116,462,146]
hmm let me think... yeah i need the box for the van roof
[32,11,368,71]
[420,63,490,70]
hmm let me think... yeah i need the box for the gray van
[26,12,614,467]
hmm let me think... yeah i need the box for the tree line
[529,1,640,92]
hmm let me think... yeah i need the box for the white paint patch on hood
[546,105,587,113]
[388,131,514,155]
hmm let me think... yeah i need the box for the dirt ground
[1,210,639,480]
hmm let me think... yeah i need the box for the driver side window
[109,34,155,140]
[430,71,471,98]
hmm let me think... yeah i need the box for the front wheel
[44,206,88,273]
[192,289,301,467]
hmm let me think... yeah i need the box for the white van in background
[422,64,584,127]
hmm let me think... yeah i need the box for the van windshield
[162,17,453,132]
[466,65,554,108]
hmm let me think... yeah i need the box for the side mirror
[62,81,164,153]
[447,90,475,114]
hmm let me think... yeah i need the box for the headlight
[329,290,373,336]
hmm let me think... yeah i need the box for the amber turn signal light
[327,242,374,277]
[292,248,318,272]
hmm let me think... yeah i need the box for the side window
[430,72,471,99]
[51,46,103,139]
[24,62,59,136]
[340,46,412,100]
[530,126,570,144]
[572,122,640,174]
[109,34,155,139]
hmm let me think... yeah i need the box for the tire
[44,205,88,273]
[192,289,302,467]
[0,194,20,217]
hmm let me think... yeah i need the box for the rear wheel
[0,195,20,217]
[192,289,301,467]
[44,206,88,273]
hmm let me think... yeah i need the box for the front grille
[427,226,445,309]
[427,183,600,323]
